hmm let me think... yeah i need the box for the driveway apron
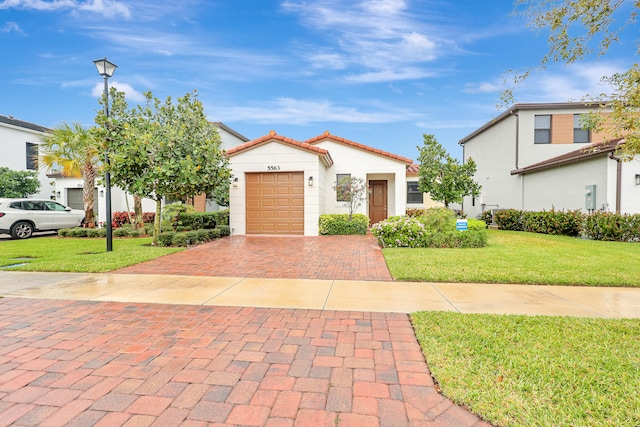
[0,298,490,427]
[116,234,393,281]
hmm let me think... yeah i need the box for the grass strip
[384,230,640,286]
[411,311,640,427]
[0,237,183,272]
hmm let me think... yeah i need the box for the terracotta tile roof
[304,131,414,165]
[406,164,420,176]
[511,138,625,175]
[226,130,334,166]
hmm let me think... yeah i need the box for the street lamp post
[93,57,117,252]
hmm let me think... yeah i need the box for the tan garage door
[246,172,304,235]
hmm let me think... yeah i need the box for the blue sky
[1,0,636,161]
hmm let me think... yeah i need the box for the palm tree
[40,123,101,227]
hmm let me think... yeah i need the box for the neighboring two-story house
[459,102,640,218]
[0,115,54,200]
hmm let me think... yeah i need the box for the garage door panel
[246,172,304,235]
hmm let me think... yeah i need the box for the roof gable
[305,131,413,165]
[226,130,334,166]
[511,138,624,175]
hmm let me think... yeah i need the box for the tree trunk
[134,195,144,234]
[152,199,162,245]
[82,163,96,228]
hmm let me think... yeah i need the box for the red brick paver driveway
[116,234,393,281]
[0,298,490,427]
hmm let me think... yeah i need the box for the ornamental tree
[505,0,640,157]
[97,89,231,244]
[0,167,40,198]
[417,134,481,209]
[333,176,368,220]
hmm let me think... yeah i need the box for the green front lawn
[412,311,640,427]
[0,236,183,272]
[383,229,640,287]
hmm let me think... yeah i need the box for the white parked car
[0,198,85,239]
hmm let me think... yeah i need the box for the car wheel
[10,221,34,239]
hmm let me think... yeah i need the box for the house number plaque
[267,165,281,171]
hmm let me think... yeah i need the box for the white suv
[0,199,85,239]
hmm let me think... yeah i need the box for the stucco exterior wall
[520,157,609,212]
[314,140,408,218]
[617,159,640,214]
[462,114,520,218]
[228,142,325,236]
[0,122,53,200]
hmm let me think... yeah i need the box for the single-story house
[226,130,438,236]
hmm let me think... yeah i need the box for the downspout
[513,111,519,170]
[608,152,622,213]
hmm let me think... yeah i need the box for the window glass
[534,115,551,144]
[407,182,423,204]
[573,114,590,143]
[26,142,38,170]
[336,174,351,202]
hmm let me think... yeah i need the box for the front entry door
[369,180,387,224]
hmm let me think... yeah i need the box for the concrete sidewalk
[1,271,638,318]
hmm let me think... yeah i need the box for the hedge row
[157,226,231,247]
[493,209,640,241]
[58,224,156,238]
[371,208,488,248]
[174,211,229,231]
[319,214,369,235]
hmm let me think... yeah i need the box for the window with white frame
[407,182,423,204]
[335,173,350,202]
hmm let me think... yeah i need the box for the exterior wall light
[308,176,314,187]
[636,174,640,185]
[233,177,239,187]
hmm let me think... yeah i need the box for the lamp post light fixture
[93,57,117,252]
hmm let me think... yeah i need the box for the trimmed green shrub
[319,214,369,235]
[218,225,231,237]
[583,212,640,241]
[171,233,188,247]
[207,229,222,240]
[157,232,175,247]
[370,211,488,248]
[174,211,229,231]
[68,228,88,238]
[86,228,106,238]
[478,210,492,225]
[521,209,583,236]
[494,209,523,231]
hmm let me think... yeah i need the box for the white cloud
[1,21,26,35]
[282,0,448,83]
[92,80,145,103]
[512,61,628,102]
[0,0,131,19]
[463,81,503,94]
[213,97,421,125]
